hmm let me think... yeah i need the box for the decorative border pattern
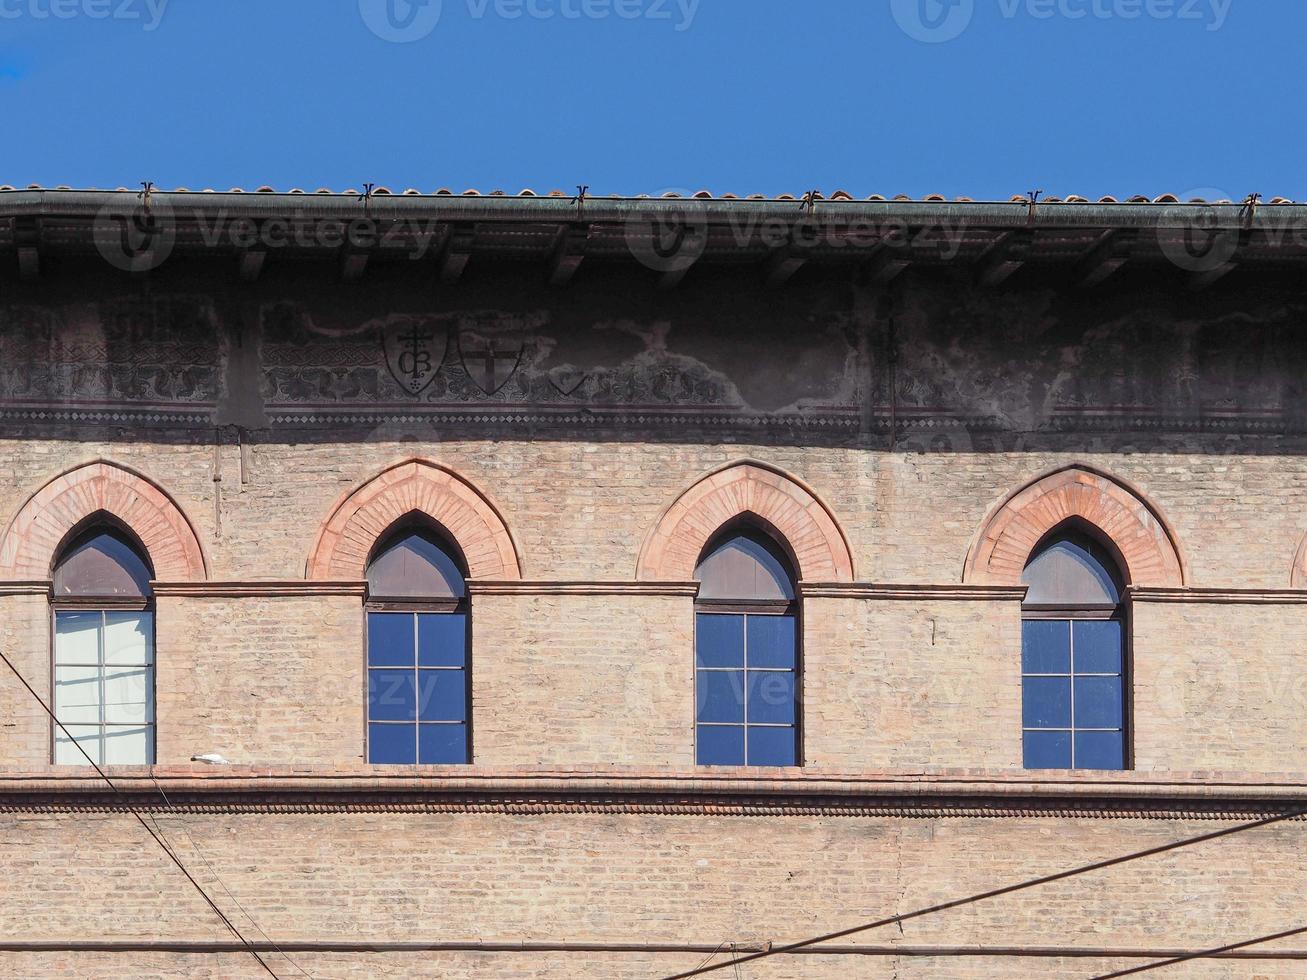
[1131,587,1307,605]
[469,581,699,597]
[152,581,366,598]
[800,583,1028,601]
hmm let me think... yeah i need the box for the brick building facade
[0,187,1305,977]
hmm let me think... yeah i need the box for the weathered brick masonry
[0,190,1306,977]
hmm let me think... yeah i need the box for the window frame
[49,590,156,767]
[363,590,475,768]
[693,534,803,769]
[1021,599,1134,772]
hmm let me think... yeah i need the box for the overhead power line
[0,646,281,979]
[660,805,1307,979]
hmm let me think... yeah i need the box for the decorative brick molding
[0,461,207,581]
[963,464,1186,587]
[636,461,855,582]
[306,459,522,580]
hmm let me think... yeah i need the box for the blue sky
[0,0,1299,200]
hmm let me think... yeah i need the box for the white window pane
[104,612,153,666]
[103,726,151,765]
[54,612,101,665]
[54,665,101,723]
[103,667,152,724]
[55,725,102,765]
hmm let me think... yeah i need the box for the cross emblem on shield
[459,329,525,396]
[382,320,448,396]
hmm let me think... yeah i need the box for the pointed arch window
[1021,529,1128,771]
[365,526,470,765]
[694,529,800,767]
[51,526,155,765]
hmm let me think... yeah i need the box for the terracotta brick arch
[637,461,854,583]
[1293,534,1307,589]
[307,459,521,581]
[963,464,1186,587]
[0,460,207,581]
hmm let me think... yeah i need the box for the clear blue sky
[0,0,1299,201]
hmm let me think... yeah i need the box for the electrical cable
[0,646,280,979]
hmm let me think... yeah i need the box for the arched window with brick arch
[51,522,156,765]
[1020,524,1129,771]
[694,524,800,768]
[364,520,471,765]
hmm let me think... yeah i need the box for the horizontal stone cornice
[469,580,699,597]
[150,580,366,598]
[800,583,1028,601]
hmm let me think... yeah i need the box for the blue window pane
[696,615,744,668]
[417,669,466,722]
[1075,620,1123,674]
[697,671,745,724]
[368,723,416,764]
[697,725,745,766]
[1075,730,1126,770]
[747,671,796,725]
[1023,676,1071,729]
[418,613,466,667]
[1075,676,1124,729]
[420,723,468,764]
[748,726,797,767]
[1022,620,1070,674]
[1023,730,1072,769]
[747,616,796,669]
[368,670,417,721]
[368,613,414,667]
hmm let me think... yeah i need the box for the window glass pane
[747,616,796,669]
[103,726,151,765]
[696,725,744,766]
[104,612,153,666]
[1022,535,1122,606]
[696,671,745,724]
[367,531,466,598]
[103,667,152,725]
[1023,676,1071,729]
[368,723,416,764]
[419,723,468,764]
[417,669,466,722]
[695,533,795,601]
[368,669,417,721]
[54,665,101,722]
[368,613,415,667]
[54,725,102,765]
[696,615,744,668]
[747,726,797,767]
[747,671,796,725]
[54,612,101,665]
[1022,620,1070,674]
[1075,620,1123,674]
[1023,730,1072,769]
[1075,676,1124,729]
[53,531,152,598]
[1075,730,1126,770]
[418,613,466,667]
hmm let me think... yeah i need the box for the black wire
[1087,924,1307,979]
[0,647,280,979]
[659,805,1307,979]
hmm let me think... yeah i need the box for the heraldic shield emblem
[459,327,525,396]
[383,319,449,397]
